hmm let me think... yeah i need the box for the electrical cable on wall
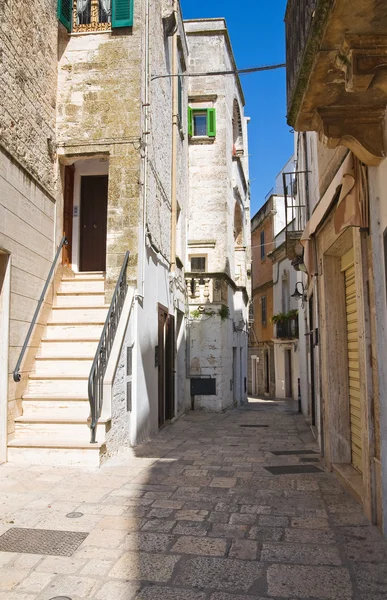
[151,63,286,81]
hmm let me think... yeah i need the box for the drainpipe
[170,0,178,273]
[138,0,150,299]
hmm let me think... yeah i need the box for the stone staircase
[8,271,110,467]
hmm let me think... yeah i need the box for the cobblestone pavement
[0,398,387,600]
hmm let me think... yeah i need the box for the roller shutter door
[341,248,362,473]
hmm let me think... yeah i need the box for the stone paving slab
[0,399,386,598]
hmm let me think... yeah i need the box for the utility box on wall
[190,378,216,396]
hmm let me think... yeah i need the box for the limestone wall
[185,20,250,410]
[56,8,143,291]
[0,0,58,439]
[0,0,58,194]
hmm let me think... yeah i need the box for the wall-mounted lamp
[291,281,307,306]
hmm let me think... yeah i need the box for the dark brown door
[158,306,168,428]
[165,314,175,421]
[158,306,175,427]
[80,175,108,272]
[62,165,75,266]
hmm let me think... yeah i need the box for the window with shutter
[57,0,73,31]
[188,107,217,140]
[59,0,134,32]
[112,0,134,28]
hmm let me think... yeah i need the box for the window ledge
[71,30,111,36]
[190,137,215,145]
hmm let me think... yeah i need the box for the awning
[300,152,369,275]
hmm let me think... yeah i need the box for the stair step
[59,280,105,293]
[7,440,106,467]
[38,340,98,358]
[21,398,89,419]
[28,378,89,395]
[34,357,93,377]
[48,306,108,325]
[14,418,110,443]
[55,293,106,307]
[23,394,89,400]
[44,324,104,339]
[62,272,105,280]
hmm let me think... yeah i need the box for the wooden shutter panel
[57,0,73,31]
[112,0,134,28]
[188,106,193,137]
[207,108,216,137]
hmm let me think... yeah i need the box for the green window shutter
[57,0,73,31]
[188,106,193,137]
[207,108,216,137]
[112,0,134,28]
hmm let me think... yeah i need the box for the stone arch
[233,99,244,154]
[234,200,243,245]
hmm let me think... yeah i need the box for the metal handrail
[13,236,68,383]
[88,251,130,443]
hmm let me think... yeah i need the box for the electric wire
[151,63,286,81]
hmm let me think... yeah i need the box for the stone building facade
[185,19,251,411]
[285,0,387,535]
[249,199,275,397]
[249,157,300,401]
[0,2,250,465]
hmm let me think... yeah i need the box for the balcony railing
[285,0,318,114]
[73,0,111,33]
[276,316,299,340]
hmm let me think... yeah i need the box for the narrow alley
[0,400,386,600]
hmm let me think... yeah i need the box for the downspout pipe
[170,0,178,274]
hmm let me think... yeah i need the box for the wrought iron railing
[13,236,68,383]
[73,0,111,33]
[88,251,130,443]
[276,317,299,340]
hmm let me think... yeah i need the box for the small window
[193,112,207,137]
[191,257,206,272]
[260,230,265,260]
[261,296,267,327]
[188,107,216,138]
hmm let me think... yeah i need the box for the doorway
[158,305,175,428]
[309,294,316,426]
[233,347,237,406]
[79,175,108,272]
[264,350,270,394]
[0,252,10,463]
[285,349,292,398]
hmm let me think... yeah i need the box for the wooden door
[80,175,108,272]
[62,165,75,266]
[285,349,292,398]
[165,314,175,421]
[341,248,363,473]
[158,305,168,428]
[264,350,270,394]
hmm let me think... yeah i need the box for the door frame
[67,158,109,272]
[0,252,11,463]
[62,164,75,267]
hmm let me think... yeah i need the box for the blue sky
[180,0,294,217]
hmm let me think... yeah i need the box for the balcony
[275,316,299,340]
[285,0,387,166]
